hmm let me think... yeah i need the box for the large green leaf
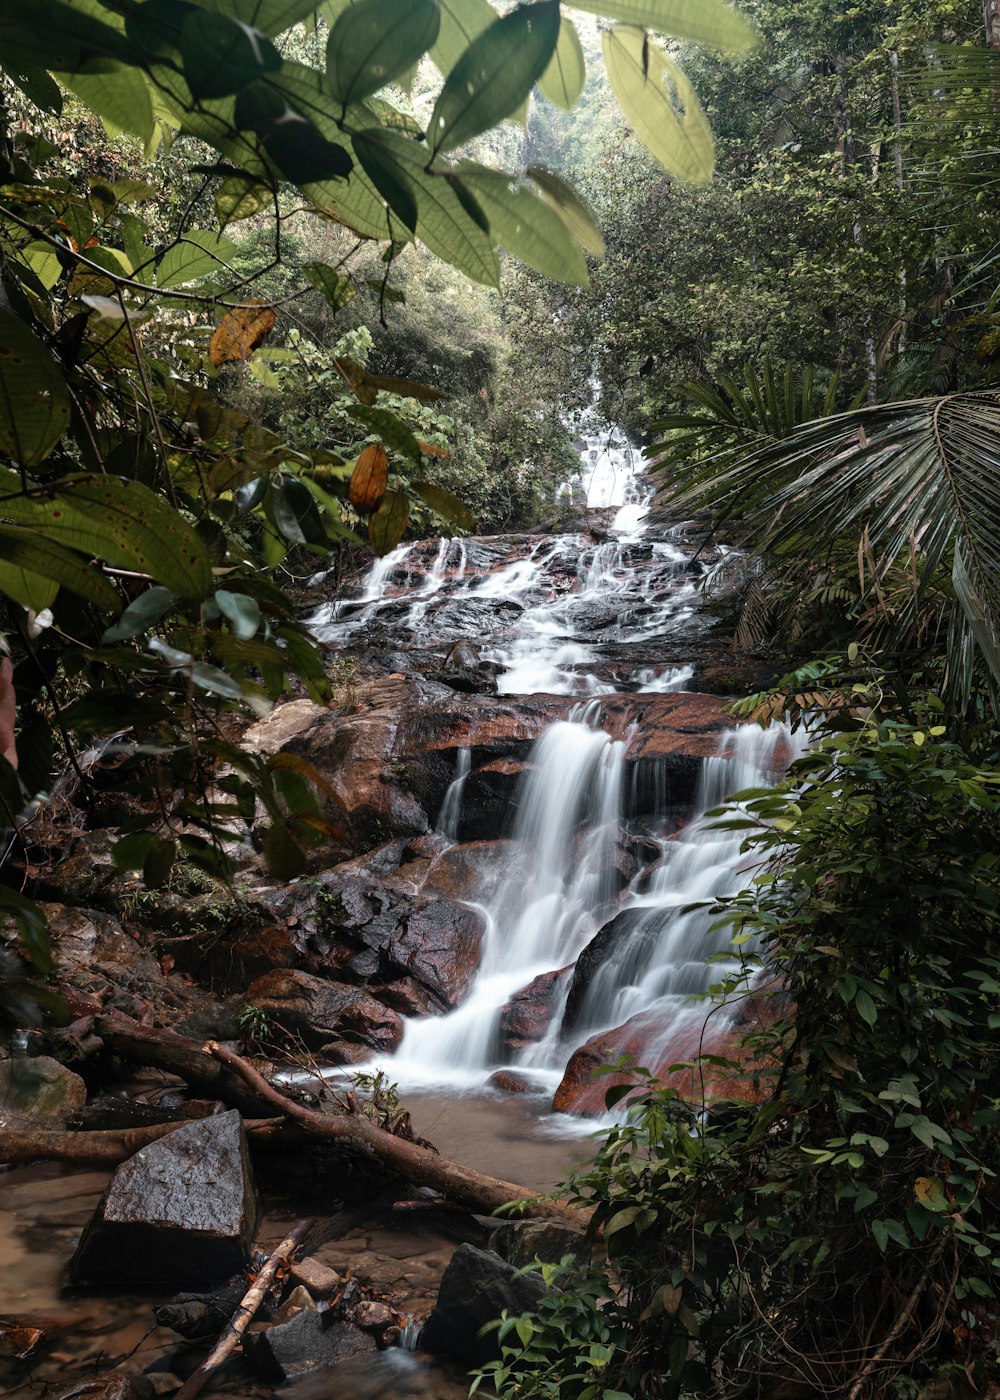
[537,15,585,110]
[0,307,71,467]
[0,527,120,608]
[430,0,500,79]
[574,0,756,50]
[459,163,590,285]
[1,477,212,599]
[233,75,354,184]
[411,479,477,531]
[0,2,133,71]
[603,26,715,184]
[526,166,604,256]
[429,2,559,155]
[201,0,323,35]
[326,0,439,106]
[177,10,281,100]
[59,61,155,142]
[3,63,63,114]
[155,229,239,289]
[353,129,499,285]
[303,262,357,309]
[368,488,410,554]
[347,405,423,462]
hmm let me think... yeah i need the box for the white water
[362,709,806,1096]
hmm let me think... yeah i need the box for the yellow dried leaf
[208,300,277,367]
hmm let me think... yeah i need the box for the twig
[845,1235,948,1400]
[172,1219,313,1400]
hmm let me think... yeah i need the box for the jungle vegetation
[2,1,1000,1398]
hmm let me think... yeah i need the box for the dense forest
[1,1,1000,1399]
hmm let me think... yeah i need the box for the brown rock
[291,1257,342,1298]
[246,969,403,1055]
[0,1056,87,1128]
[498,967,572,1056]
[353,1300,396,1332]
[487,1071,532,1094]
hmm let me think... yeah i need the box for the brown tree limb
[206,1041,591,1227]
[173,1219,313,1400]
[0,1119,294,1167]
[845,1235,949,1400]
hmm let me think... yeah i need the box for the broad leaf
[177,11,281,100]
[2,477,212,599]
[537,15,585,109]
[102,585,177,642]
[368,488,410,553]
[0,307,71,466]
[209,300,277,364]
[603,26,715,185]
[574,0,756,50]
[411,479,477,531]
[59,61,156,143]
[347,406,423,462]
[326,0,439,106]
[459,163,590,285]
[527,165,604,256]
[429,2,560,155]
[201,0,323,36]
[0,527,119,608]
[156,230,238,289]
[430,0,500,78]
[353,129,498,285]
[303,262,357,309]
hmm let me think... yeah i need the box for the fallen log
[173,1219,313,1400]
[206,1041,590,1227]
[0,1118,294,1167]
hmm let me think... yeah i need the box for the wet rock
[420,1244,547,1366]
[487,1070,533,1094]
[489,1220,587,1270]
[264,864,487,1014]
[291,1257,342,1298]
[353,1300,396,1333]
[54,1374,141,1400]
[249,1310,376,1379]
[69,1110,258,1286]
[245,969,403,1056]
[561,909,655,1035]
[0,1319,45,1359]
[280,1349,469,1400]
[154,1268,261,1339]
[0,1055,87,1127]
[273,1286,317,1324]
[498,967,572,1056]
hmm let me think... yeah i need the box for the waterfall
[383,707,627,1088]
[436,748,471,841]
[370,710,805,1096]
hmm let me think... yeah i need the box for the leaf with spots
[0,307,71,467]
[1,477,212,599]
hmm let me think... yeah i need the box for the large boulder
[244,969,404,1057]
[0,1055,87,1128]
[247,1310,375,1380]
[420,1244,547,1366]
[69,1110,258,1286]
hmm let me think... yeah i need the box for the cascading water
[366,709,806,1099]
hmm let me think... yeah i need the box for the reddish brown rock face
[498,967,573,1056]
[552,996,780,1116]
[245,968,404,1057]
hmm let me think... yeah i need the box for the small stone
[487,1070,532,1094]
[273,1285,317,1323]
[0,1320,45,1359]
[353,1300,395,1333]
[291,1257,342,1298]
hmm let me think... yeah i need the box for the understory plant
[479,709,1000,1400]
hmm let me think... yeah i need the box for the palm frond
[658,389,1000,704]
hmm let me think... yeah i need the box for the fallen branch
[0,1118,295,1167]
[207,1041,591,1227]
[173,1219,313,1400]
[845,1235,949,1400]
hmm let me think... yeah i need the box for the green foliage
[480,709,1000,1399]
